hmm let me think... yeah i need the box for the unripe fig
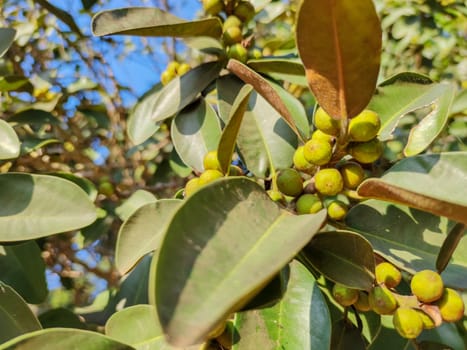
[348,138,383,164]
[410,270,444,303]
[203,150,221,171]
[160,70,175,85]
[234,1,255,22]
[203,0,224,15]
[223,26,243,45]
[348,110,381,142]
[185,177,201,197]
[177,63,191,76]
[354,291,371,312]
[436,288,464,322]
[249,48,262,59]
[199,169,224,185]
[276,168,303,197]
[327,200,348,220]
[223,15,242,30]
[314,168,343,196]
[295,194,322,214]
[228,43,248,63]
[314,107,340,136]
[414,310,436,330]
[293,146,315,174]
[98,182,114,196]
[369,285,398,315]
[332,283,359,307]
[311,129,334,144]
[339,162,365,189]
[303,139,332,166]
[393,307,424,339]
[375,262,402,289]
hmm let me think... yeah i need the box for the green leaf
[217,85,253,175]
[116,199,182,275]
[301,231,375,291]
[0,241,47,304]
[0,76,33,93]
[169,149,192,178]
[296,0,381,119]
[0,282,41,344]
[0,173,97,242]
[20,138,60,155]
[330,319,367,350]
[345,200,467,289]
[0,119,20,160]
[247,58,307,86]
[183,37,224,56]
[417,323,466,350]
[154,177,327,346]
[0,328,135,350]
[128,62,222,145]
[0,28,16,58]
[115,189,157,222]
[232,260,331,350]
[48,172,98,202]
[92,7,222,39]
[171,98,222,173]
[451,88,467,115]
[436,223,465,274]
[357,152,467,225]
[38,308,86,330]
[367,315,413,350]
[217,75,298,177]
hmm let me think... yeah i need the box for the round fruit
[354,291,371,312]
[223,15,242,30]
[228,43,248,63]
[314,107,340,136]
[327,200,348,220]
[160,70,175,85]
[234,1,255,22]
[166,61,180,75]
[203,150,221,171]
[414,309,436,329]
[375,262,402,289]
[410,270,444,303]
[436,288,464,322]
[339,162,365,189]
[295,194,323,214]
[311,129,334,144]
[199,169,224,185]
[223,26,243,45]
[393,307,424,339]
[303,139,333,166]
[177,63,191,76]
[249,48,262,59]
[185,177,201,197]
[98,182,114,196]
[348,110,381,142]
[203,0,224,15]
[332,283,359,307]
[276,168,303,197]
[348,138,383,164]
[314,168,344,196]
[293,146,315,173]
[369,285,398,315]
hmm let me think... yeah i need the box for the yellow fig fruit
[276,168,303,197]
[436,288,465,322]
[166,61,180,75]
[348,110,381,142]
[185,177,201,197]
[354,291,371,312]
[234,1,255,22]
[393,307,424,339]
[295,194,323,214]
[177,63,191,76]
[199,169,224,185]
[339,162,365,189]
[311,129,334,144]
[160,70,175,86]
[348,138,383,164]
[228,43,248,63]
[314,168,343,196]
[223,15,243,30]
[369,285,398,315]
[223,26,243,45]
[332,283,359,307]
[303,139,333,166]
[414,309,436,330]
[375,262,402,289]
[203,150,221,171]
[410,270,444,303]
[293,146,316,174]
[327,200,348,221]
[314,107,340,136]
[203,0,224,15]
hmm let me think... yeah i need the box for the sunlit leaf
[436,223,465,274]
[38,308,86,330]
[0,119,20,160]
[247,58,307,86]
[0,76,33,92]
[0,28,16,58]
[115,189,157,222]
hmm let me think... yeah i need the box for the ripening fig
[185,177,201,197]
[436,288,464,322]
[354,291,371,312]
[375,262,402,289]
[369,285,398,315]
[199,169,224,185]
[177,63,191,76]
[166,61,180,75]
[314,168,343,196]
[314,107,340,136]
[160,70,175,85]
[249,48,262,59]
[228,43,248,63]
[348,138,383,164]
[393,307,424,339]
[234,1,255,22]
[410,270,444,303]
[327,200,348,221]
[311,129,334,144]
[223,26,243,45]
[276,168,303,197]
[348,110,381,142]
[223,15,242,30]
[295,194,322,214]
[303,139,333,166]
[414,310,436,330]
[332,283,359,307]
[202,0,224,15]
[203,150,221,171]
[293,146,315,174]
[339,162,365,189]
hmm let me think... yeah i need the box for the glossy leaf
[232,260,331,350]
[0,282,41,344]
[357,152,467,225]
[345,200,467,289]
[436,223,465,274]
[217,85,253,175]
[247,58,307,86]
[451,88,467,115]
[367,315,413,350]
[48,172,98,202]
[417,323,466,350]
[217,75,298,177]
[0,173,97,242]
[92,7,222,38]
[183,37,223,56]
[330,319,366,350]
[0,119,20,159]
[155,178,327,346]
[20,138,60,155]
[116,199,182,275]
[301,231,375,291]
[115,189,157,222]
[38,308,86,330]
[171,99,222,173]
[0,28,16,58]
[0,241,47,304]
[0,328,135,350]
[128,62,222,145]
[0,76,33,93]
[296,0,381,119]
